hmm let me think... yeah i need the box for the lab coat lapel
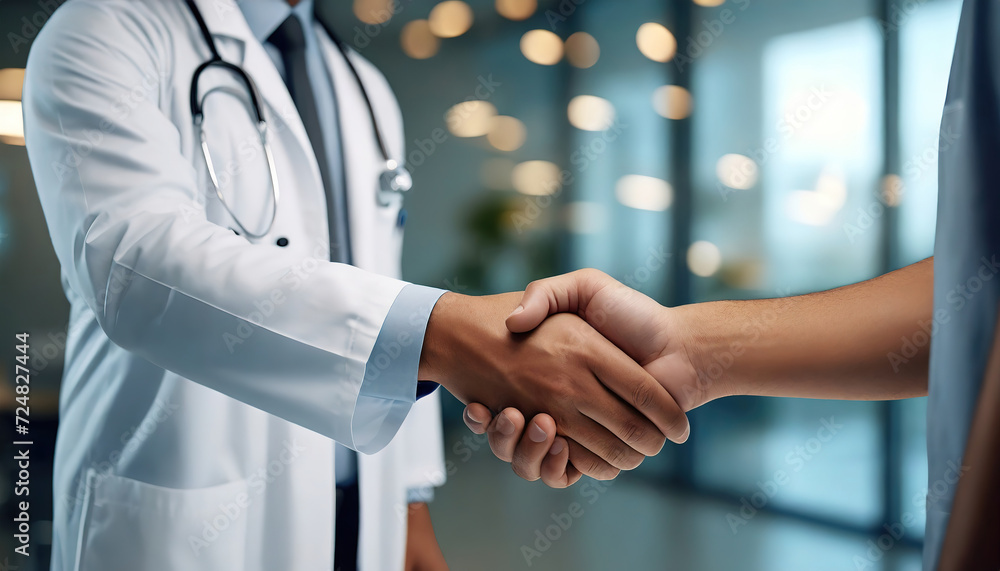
[190,0,325,204]
[316,29,388,271]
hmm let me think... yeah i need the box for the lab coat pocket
[76,470,249,571]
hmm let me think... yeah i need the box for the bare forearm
[676,258,933,401]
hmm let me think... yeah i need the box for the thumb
[505,282,558,333]
[505,269,609,333]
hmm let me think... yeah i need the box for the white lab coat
[22,0,445,569]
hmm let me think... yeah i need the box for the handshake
[418,269,723,488]
[420,260,935,488]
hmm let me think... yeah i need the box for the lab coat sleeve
[360,283,445,449]
[22,2,415,453]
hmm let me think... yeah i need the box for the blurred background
[0,0,961,569]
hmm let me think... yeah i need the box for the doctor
[23,0,690,569]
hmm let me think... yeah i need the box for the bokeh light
[636,23,677,62]
[615,175,673,211]
[446,100,498,137]
[881,174,904,207]
[785,168,848,226]
[652,85,693,119]
[429,1,474,38]
[400,20,441,60]
[565,32,601,69]
[496,0,537,20]
[687,240,722,277]
[567,95,616,131]
[513,160,563,196]
[521,30,564,65]
[0,69,24,146]
[353,0,395,24]
[716,153,759,190]
[487,116,527,152]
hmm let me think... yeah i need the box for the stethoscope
[184,0,412,239]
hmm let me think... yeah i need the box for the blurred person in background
[21,0,689,569]
[464,0,1000,568]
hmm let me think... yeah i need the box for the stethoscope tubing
[183,0,409,238]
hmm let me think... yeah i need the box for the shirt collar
[238,0,316,44]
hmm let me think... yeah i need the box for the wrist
[418,292,460,387]
[668,301,740,402]
[417,291,522,396]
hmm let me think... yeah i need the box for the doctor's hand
[405,502,449,571]
[420,292,689,480]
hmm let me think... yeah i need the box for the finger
[506,269,612,333]
[588,335,691,445]
[573,336,670,455]
[540,436,583,488]
[562,412,645,472]
[510,414,558,482]
[486,408,526,463]
[566,438,622,481]
[576,387,665,459]
[463,403,492,435]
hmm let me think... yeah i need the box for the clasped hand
[419,285,690,481]
[454,269,723,487]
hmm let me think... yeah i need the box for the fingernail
[497,414,516,436]
[507,305,524,318]
[463,408,482,427]
[549,439,565,456]
[527,422,547,443]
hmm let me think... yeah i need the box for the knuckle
[581,456,609,478]
[551,376,576,400]
[618,418,647,447]
[612,444,645,470]
[603,441,641,470]
[631,383,655,411]
[524,279,543,295]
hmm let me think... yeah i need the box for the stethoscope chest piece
[378,159,412,206]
